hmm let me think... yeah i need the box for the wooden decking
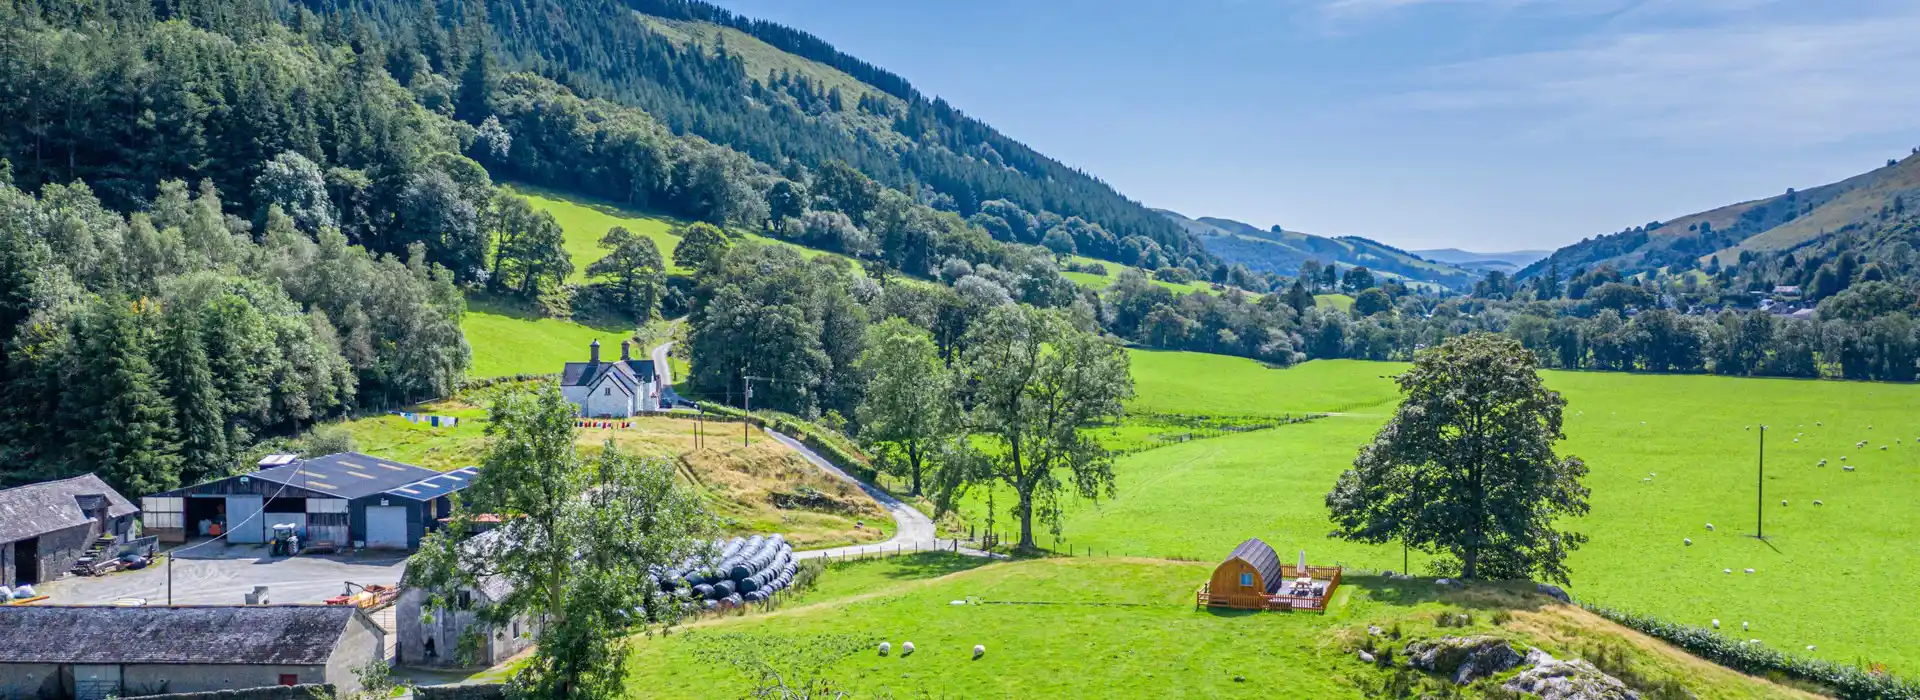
[1197,565,1342,613]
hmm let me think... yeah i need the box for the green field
[624,555,1803,699]
[506,184,688,278]
[461,297,635,377]
[983,353,1920,672]
[1316,293,1355,311]
[1062,256,1237,296]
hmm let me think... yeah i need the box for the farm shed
[0,605,384,699]
[394,529,536,668]
[1197,538,1342,612]
[141,454,476,550]
[0,474,139,586]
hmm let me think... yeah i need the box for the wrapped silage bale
[712,579,737,598]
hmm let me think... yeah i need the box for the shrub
[1583,602,1920,699]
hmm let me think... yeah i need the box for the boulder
[1503,651,1641,700]
[1405,636,1523,685]
[1536,583,1572,603]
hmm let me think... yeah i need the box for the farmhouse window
[604,388,611,396]
[1240,573,1253,587]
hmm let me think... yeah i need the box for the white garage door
[364,506,410,549]
[226,495,265,543]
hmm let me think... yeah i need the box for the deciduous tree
[855,318,952,495]
[1327,333,1589,583]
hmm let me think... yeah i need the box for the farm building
[0,605,384,699]
[561,339,661,417]
[394,529,536,667]
[1196,538,1342,612]
[140,453,478,549]
[0,474,139,586]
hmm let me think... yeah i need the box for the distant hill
[1412,248,1550,274]
[1522,153,1920,278]
[1159,210,1480,290]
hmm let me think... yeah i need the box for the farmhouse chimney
[590,339,601,363]
[621,340,632,361]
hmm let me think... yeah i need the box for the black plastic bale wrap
[723,593,743,608]
[692,583,714,599]
[712,579,737,598]
[701,598,718,610]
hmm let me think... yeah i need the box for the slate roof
[0,474,138,544]
[0,606,365,665]
[384,466,481,501]
[561,359,656,388]
[1223,538,1283,593]
[251,452,441,500]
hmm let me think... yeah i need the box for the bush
[1583,603,1920,699]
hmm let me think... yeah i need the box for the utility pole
[1756,424,1766,540]
[742,372,754,447]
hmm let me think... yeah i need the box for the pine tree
[156,306,229,484]
[65,296,182,495]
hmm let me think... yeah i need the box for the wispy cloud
[1400,8,1920,145]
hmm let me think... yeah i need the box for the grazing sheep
[1745,568,1756,574]
[1724,569,1732,574]
[1857,441,1867,448]
[1842,456,1849,461]
[1881,445,1888,450]
[1808,645,1817,651]
[1705,523,1715,531]
[1793,438,1799,443]
[1814,500,1824,506]
[1818,459,1827,466]
[1816,421,1823,426]
[879,642,891,657]
[1845,466,1856,472]
[1684,538,1693,546]
[1649,472,1657,477]
[1743,621,1750,631]
[1781,500,1788,506]
[1642,478,1653,483]
[902,641,915,656]
[1712,619,1721,629]
[973,644,986,660]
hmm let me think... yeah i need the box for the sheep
[1881,445,1889,451]
[1793,438,1799,443]
[1724,569,1733,574]
[1817,421,1823,426]
[1705,523,1715,531]
[1642,478,1653,483]
[1743,621,1750,631]
[1842,456,1849,461]
[1857,441,1867,448]
[1845,466,1857,472]
[1781,500,1789,506]
[879,642,891,657]
[1744,568,1756,574]
[902,641,916,656]
[1808,645,1817,651]
[1711,619,1721,629]
[1814,500,1824,506]
[973,644,986,660]
[1683,538,1693,546]
[1649,472,1657,477]
[1818,459,1827,466]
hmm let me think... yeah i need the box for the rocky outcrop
[1405,636,1524,684]
[1503,649,1640,699]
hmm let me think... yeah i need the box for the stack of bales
[655,535,797,610]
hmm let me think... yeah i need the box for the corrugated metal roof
[251,453,439,500]
[383,466,481,501]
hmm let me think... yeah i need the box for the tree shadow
[857,552,994,582]
[1348,576,1554,613]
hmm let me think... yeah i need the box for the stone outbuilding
[0,605,385,699]
[395,530,535,668]
[0,474,139,586]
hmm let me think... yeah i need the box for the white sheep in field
[1706,523,1715,531]
[1818,459,1827,466]
[878,642,891,657]
[1712,619,1721,629]
[1781,500,1789,506]
[1744,621,1750,631]
[1684,538,1692,545]
[1814,500,1825,506]
[1745,568,1756,574]
[1881,445,1888,451]
[1808,645,1817,651]
[1724,569,1732,574]
[974,644,986,660]
[1845,466,1857,472]
[1817,421,1823,426]
[902,641,915,656]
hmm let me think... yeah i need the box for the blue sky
[712,0,1920,252]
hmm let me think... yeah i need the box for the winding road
[660,340,986,560]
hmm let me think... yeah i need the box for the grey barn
[141,453,477,549]
[0,605,385,700]
[0,474,139,587]
[395,529,536,668]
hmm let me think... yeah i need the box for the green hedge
[1583,603,1919,699]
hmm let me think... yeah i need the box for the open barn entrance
[15,537,38,585]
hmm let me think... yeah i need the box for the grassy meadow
[970,353,1920,672]
[462,297,637,378]
[624,555,1808,699]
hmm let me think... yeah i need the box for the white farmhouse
[561,339,661,417]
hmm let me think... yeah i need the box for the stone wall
[126,683,336,699]
[415,683,506,700]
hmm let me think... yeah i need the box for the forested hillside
[282,0,1212,273]
[1159,209,1478,289]
[1522,152,1920,279]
